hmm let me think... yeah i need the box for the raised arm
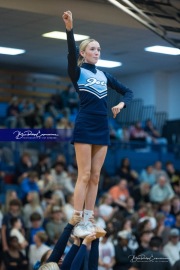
[62,11,80,82]
[47,213,81,263]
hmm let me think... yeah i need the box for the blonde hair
[78,38,96,66]
[27,191,40,207]
[38,262,59,270]
[36,231,48,243]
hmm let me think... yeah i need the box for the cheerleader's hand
[62,10,73,31]
[111,102,125,118]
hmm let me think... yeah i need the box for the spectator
[43,192,65,219]
[3,189,18,213]
[20,171,40,203]
[139,165,156,187]
[20,98,35,128]
[29,231,50,269]
[163,228,180,265]
[27,212,45,245]
[113,230,133,270]
[30,101,44,128]
[116,157,139,190]
[34,153,50,179]
[1,199,24,251]
[37,170,57,201]
[123,197,136,218]
[6,96,24,128]
[150,175,175,203]
[171,196,180,217]
[43,116,55,129]
[159,200,176,228]
[135,229,153,256]
[10,217,28,253]
[50,161,74,195]
[166,161,180,195]
[144,119,168,153]
[23,191,44,228]
[152,161,169,182]
[133,183,150,208]
[120,218,139,252]
[154,212,170,245]
[98,231,116,270]
[108,179,129,208]
[45,205,67,244]
[130,236,171,270]
[1,236,29,270]
[129,121,151,149]
[98,193,118,223]
[15,151,34,184]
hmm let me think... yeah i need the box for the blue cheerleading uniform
[66,29,133,145]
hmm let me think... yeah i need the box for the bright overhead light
[0,47,25,55]
[145,45,180,55]
[96,59,122,68]
[42,31,90,41]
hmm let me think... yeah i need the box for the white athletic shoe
[73,221,95,238]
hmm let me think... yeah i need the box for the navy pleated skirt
[71,112,110,146]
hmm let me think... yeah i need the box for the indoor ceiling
[0,0,179,77]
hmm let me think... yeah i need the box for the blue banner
[0,129,73,142]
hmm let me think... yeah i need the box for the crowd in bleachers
[0,142,180,269]
[0,85,180,269]
[3,83,169,156]
[4,84,79,130]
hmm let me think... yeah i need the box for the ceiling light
[96,59,122,68]
[145,46,180,55]
[42,31,89,41]
[0,47,25,55]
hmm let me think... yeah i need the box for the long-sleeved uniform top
[66,29,133,116]
[46,223,73,264]
[61,238,99,270]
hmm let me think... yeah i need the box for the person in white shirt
[29,231,50,269]
[98,231,116,270]
[150,175,175,203]
[163,228,180,265]
[98,193,118,223]
[10,216,28,253]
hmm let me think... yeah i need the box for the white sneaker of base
[73,221,95,238]
[84,221,96,232]
[73,223,91,238]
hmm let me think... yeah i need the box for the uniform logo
[85,77,106,87]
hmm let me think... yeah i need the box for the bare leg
[73,143,92,211]
[85,145,107,210]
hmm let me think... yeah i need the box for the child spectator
[27,212,45,245]
[29,231,50,269]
